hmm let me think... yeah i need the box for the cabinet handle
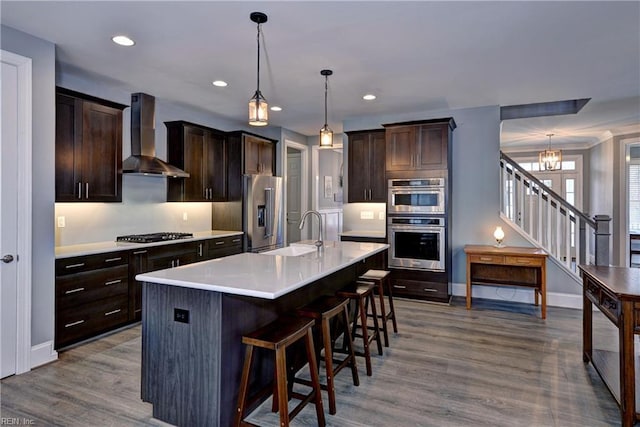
[65,320,85,328]
[105,257,122,263]
[479,257,493,261]
[515,259,532,264]
[364,189,367,200]
[215,241,225,245]
[85,183,89,199]
[133,250,148,255]
[369,189,372,200]
[104,309,121,316]
[77,182,82,199]
[232,239,241,243]
[64,287,85,295]
[176,259,180,266]
[393,285,407,289]
[423,288,438,293]
[171,260,175,268]
[104,279,121,286]
[198,244,203,257]
[65,263,85,269]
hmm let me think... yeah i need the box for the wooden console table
[464,245,548,319]
[580,265,640,427]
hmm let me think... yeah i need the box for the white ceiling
[2,1,639,149]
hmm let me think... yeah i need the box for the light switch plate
[360,211,374,220]
[57,216,66,228]
[379,212,385,220]
[182,212,188,221]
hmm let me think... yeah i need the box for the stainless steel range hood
[122,93,189,178]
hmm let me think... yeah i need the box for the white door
[1,59,20,378]
[1,49,32,378]
[286,149,302,243]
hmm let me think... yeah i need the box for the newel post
[594,215,611,266]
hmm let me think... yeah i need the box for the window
[630,162,640,231]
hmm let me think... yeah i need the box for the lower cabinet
[389,269,450,303]
[56,234,244,348]
[55,251,130,349]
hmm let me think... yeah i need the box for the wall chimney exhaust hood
[122,93,189,178]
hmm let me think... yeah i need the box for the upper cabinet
[226,131,277,200]
[384,118,456,172]
[55,88,126,202]
[346,129,386,203]
[242,134,275,176]
[165,121,226,202]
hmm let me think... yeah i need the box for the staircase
[499,152,611,280]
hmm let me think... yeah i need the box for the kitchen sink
[261,244,317,257]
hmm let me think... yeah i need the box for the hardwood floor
[1,297,621,426]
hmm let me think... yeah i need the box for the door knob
[2,254,15,263]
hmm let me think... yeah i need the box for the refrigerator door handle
[264,187,273,238]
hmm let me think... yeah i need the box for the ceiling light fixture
[248,12,268,126]
[212,80,227,87]
[363,94,376,101]
[270,106,282,112]
[319,69,333,148]
[539,133,562,171]
[111,35,135,47]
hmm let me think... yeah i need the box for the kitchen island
[137,241,388,427]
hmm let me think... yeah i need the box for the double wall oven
[387,178,446,272]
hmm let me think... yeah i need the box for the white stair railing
[500,152,610,276]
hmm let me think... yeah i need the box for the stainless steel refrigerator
[243,174,283,252]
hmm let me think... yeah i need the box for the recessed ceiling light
[363,94,376,101]
[111,35,135,47]
[212,80,228,87]
[270,106,282,112]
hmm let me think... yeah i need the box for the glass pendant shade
[320,124,333,147]
[248,90,268,126]
[538,134,562,171]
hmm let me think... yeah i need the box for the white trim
[30,341,58,369]
[1,50,34,375]
[284,139,309,244]
[451,282,582,310]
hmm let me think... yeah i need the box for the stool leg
[376,281,390,347]
[386,280,398,333]
[275,346,290,427]
[342,305,360,387]
[358,297,373,376]
[368,293,383,356]
[305,328,326,427]
[321,316,337,415]
[234,345,254,427]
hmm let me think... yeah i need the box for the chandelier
[539,133,562,171]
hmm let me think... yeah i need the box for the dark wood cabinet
[225,131,278,200]
[55,88,126,202]
[384,118,455,172]
[165,121,227,202]
[243,134,275,175]
[346,129,386,202]
[202,235,243,260]
[55,251,130,349]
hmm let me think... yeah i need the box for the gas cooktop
[116,232,193,244]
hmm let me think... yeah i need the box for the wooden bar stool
[234,315,325,427]
[360,269,398,347]
[336,280,383,376]
[296,296,359,415]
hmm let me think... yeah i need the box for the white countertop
[55,230,243,259]
[136,241,389,299]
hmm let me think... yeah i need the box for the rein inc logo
[1,418,34,425]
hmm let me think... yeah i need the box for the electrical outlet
[378,212,385,220]
[174,308,190,324]
[360,211,374,220]
[57,216,66,228]
[182,212,188,221]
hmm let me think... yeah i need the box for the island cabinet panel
[55,88,126,202]
[346,129,386,202]
[384,118,455,173]
[55,251,130,349]
[165,121,227,202]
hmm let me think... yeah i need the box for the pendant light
[248,12,268,126]
[319,69,333,147]
[539,133,562,171]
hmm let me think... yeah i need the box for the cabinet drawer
[390,278,449,302]
[56,251,129,275]
[205,236,243,259]
[468,254,504,265]
[599,288,621,323]
[504,256,543,267]
[56,264,129,310]
[55,295,129,349]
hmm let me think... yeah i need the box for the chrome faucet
[299,210,323,251]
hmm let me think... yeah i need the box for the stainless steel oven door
[387,223,445,271]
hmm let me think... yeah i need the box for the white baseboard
[451,282,582,310]
[31,341,58,369]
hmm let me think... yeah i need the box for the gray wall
[1,26,56,346]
